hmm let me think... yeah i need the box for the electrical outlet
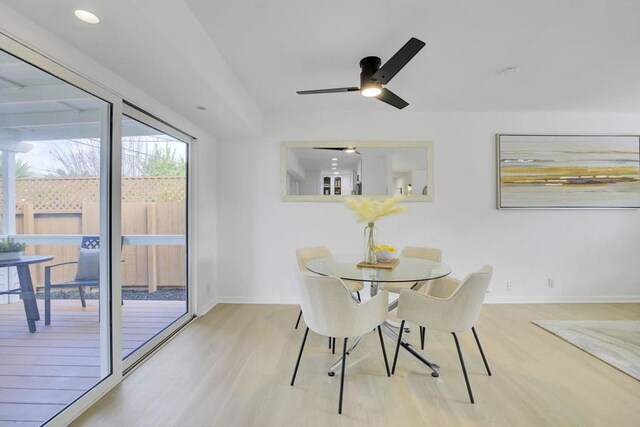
[547,279,555,288]
[506,281,512,292]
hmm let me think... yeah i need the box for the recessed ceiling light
[331,163,337,166]
[500,65,520,75]
[197,106,207,110]
[333,171,339,175]
[331,157,338,161]
[74,10,100,24]
[344,147,356,153]
[332,167,337,170]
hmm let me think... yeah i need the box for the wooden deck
[0,299,185,426]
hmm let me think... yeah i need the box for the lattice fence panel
[0,177,185,212]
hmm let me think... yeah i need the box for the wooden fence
[5,177,186,290]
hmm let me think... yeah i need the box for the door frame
[0,30,199,426]
[121,103,195,372]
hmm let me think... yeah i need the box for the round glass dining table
[305,255,452,284]
[306,254,450,378]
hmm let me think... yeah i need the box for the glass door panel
[120,111,190,362]
[0,48,112,425]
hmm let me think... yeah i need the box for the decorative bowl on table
[375,245,396,263]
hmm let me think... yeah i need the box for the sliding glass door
[0,48,113,425]
[121,106,191,367]
[0,32,194,425]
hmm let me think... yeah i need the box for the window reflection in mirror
[282,142,433,201]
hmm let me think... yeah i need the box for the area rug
[533,320,640,381]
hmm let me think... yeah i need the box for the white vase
[0,251,23,261]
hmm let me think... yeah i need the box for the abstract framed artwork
[497,134,640,209]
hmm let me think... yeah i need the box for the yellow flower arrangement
[344,197,407,224]
[374,245,397,253]
[346,197,406,264]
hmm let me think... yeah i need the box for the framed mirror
[281,141,434,202]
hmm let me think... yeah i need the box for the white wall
[217,111,640,303]
[0,11,218,314]
[362,154,392,195]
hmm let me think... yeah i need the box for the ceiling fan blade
[297,87,359,95]
[370,37,426,85]
[376,88,409,109]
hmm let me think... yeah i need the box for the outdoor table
[0,255,54,333]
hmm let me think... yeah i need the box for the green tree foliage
[15,159,33,179]
[141,146,186,177]
[0,156,34,179]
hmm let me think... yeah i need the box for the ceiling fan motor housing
[359,56,382,87]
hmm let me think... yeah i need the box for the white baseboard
[196,298,219,316]
[484,295,640,304]
[215,295,640,305]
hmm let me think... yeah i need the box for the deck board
[0,299,185,425]
[0,376,98,390]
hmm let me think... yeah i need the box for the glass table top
[306,255,451,283]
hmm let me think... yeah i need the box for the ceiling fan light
[361,85,382,97]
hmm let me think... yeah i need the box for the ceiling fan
[296,37,426,110]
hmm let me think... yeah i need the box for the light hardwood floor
[0,299,186,426]
[73,303,640,427]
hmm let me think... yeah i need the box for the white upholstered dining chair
[392,265,493,404]
[295,246,364,353]
[290,272,390,414]
[379,246,442,349]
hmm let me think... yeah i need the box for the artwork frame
[497,134,640,209]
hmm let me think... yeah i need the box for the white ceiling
[291,148,362,171]
[3,0,640,134]
[186,0,640,113]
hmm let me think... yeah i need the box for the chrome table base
[327,319,439,377]
[327,280,439,377]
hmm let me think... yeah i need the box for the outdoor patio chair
[44,236,120,325]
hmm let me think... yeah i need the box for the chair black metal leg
[78,287,86,308]
[290,327,309,386]
[332,337,336,354]
[338,337,348,414]
[295,309,302,329]
[420,326,425,350]
[377,326,391,377]
[472,327,492,376]
[452,332,474,404]
[391,320,405,374]
[356,291,361,302]
[328,336,332,348]
[44,283,51,326]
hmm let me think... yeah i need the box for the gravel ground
[36,287,186,301]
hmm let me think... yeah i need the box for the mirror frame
[281,140,434,202]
